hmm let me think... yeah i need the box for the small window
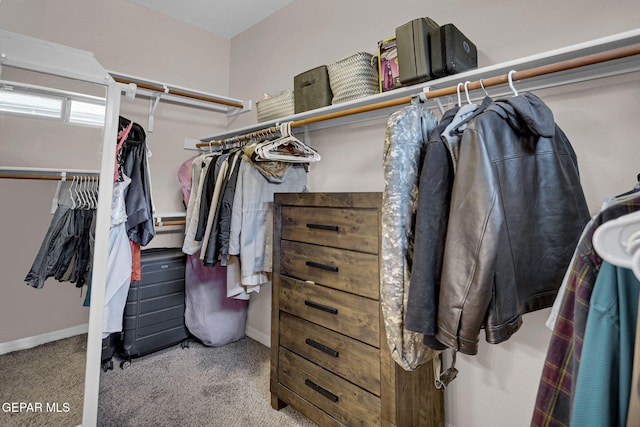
[0,90,63,118]
[0,86,106,127]
[69,100,106,126]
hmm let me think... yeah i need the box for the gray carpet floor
[98,336,316,427]
[0,334,86,427]
[0,335,316,427]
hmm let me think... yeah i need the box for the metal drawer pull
[305,379,339,403]
[306,223,339,232]
[305,339,339,358]
[304,300,338,315]
[305,261,339,272]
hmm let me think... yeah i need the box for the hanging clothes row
[101,116,155,338]
[178,124,315,346]
[533,180,640,427]
[380,89,591,380]
[24,176,100,289]
[182,123,316,294]
[177,156,248,347]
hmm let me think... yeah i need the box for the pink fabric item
[178,154,200,206]
[185,254,248,346]
[114,123,133,183]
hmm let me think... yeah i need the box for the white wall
[0,0,231,340]
[229,1,640,426]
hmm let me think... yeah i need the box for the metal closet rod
[196,42,640,149]
[197,125,281,149]
[111,76,245,109]
[154,212,187,227]
[154,220,186,227]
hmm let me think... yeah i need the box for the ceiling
[127,0,295,39]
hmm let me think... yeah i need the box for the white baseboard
[0,323,89,355]
[245,325,270,348]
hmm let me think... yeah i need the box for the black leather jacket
[435,93,590,355]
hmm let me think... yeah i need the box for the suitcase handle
[306,223,339,232]
[304,300,338,315]
[305,338,339,358]
[305,379,339,403]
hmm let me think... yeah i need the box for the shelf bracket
[227,99,253,117]
[51,171,67,214]
[148,84,169,133]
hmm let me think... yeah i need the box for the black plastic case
[118,248,189,367]
[395,17,440,85]
[429,23,478,78]
[101,333,117,372]
[294,65,333,113]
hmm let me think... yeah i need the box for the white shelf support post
[51,171,67,214]
[228,99,253,117]
[148,84,168,133]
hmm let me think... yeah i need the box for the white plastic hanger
[508,70,519,96]
[79,176,89,209]
[271,122,321,162]
[456,83,463,107]
[479,79,490,97]
[253,122,286,159]
[83,176,94,209]
[464,81,473,104]
[255,122,320,163]
[69,176,78,210]
[90,177,98,209]
[592,210,640,278]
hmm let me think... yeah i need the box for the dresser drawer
[279,276,379,348]
[281,206,379,254]
[279,312,380,395]
[278,347,381,426]
[280,240,379,300]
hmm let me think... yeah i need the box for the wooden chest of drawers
[271,192,444,427]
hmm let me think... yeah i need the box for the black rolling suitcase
[117,248,190,368]
[101,333,117,372]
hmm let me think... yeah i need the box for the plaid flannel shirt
[532,195,640,427]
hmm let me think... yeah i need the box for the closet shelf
[0,30,112,85]
[187,28,640,149]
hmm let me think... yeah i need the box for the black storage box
[395,17,439,85]
[294,65,333,113]
[429,23,478,78]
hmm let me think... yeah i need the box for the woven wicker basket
[327,52,379,104]
[256,89,295,122]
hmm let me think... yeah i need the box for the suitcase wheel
[181,338,190,349]
[120,359,131,370]
[102,359,114,372]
